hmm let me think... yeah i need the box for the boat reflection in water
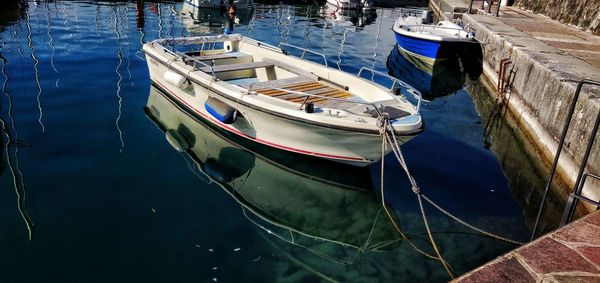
[386,44,482,100]
[145,85,403,264]
[321,3,377,28]
[180,2,253,35]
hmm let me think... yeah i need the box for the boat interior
[181,48,364,110]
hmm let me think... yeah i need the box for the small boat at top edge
[393,11,478,62]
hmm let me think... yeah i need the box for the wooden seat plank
[257,82,325,96]
[241,76,314,90]
[198,61,274,73]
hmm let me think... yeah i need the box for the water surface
[0,1,529,282]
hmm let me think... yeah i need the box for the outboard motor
[421,10,433,24]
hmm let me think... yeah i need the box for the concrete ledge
[462,11,600,207]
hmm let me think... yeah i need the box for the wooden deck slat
[253,78,358,109]
[257,82,326,96]
[305,92,354,104]
[288,90,351,103]
[255,82,319,95]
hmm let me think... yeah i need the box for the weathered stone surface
[578,246,600,267]
[518,238,599,274]
[462,10,600,212]
[513,0,600,35]
[554,220,600,246]
[548,275,600,283]
[457,257,536,283]
[584,211,600,227]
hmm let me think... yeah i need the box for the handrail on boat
[176,51,217,79]
[400,23,470,36]
[242,37,282,52]
[153,33,242,46]
[278,43,329,68]
[356,67,422,112]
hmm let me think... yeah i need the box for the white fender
[164,70,188,88]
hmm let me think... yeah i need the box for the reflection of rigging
[0,38,35,241]
[157,3,164,39]
[369,9,383,80]
[113,6,125,152]
[61,1,72,49]
[123,4,133,86]
[335,27,351,70]
[45,1,60,87]
[25,8,45,132]
[135,0,146,61]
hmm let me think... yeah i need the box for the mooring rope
[378,132,454,263]
[378,116,456,279]
[377,115,526,278]
[379,115,524,244]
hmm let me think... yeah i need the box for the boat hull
[146,56,413,166]
[393,31,466,60]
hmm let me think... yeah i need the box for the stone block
[583,211,600,227]
[518,238,599,274]
[457,256,536,283]
[554,220,600,246]
[577,246,600,267]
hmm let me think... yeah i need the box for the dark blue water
[0,1,529,282]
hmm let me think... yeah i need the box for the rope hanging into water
[378,115,455,279]
[376,115,526,278]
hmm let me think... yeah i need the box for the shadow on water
[144,85,405,281]
[386,43,483,100]
[0,0,21,31]
[468,76,565,235]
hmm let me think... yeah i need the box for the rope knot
[411,185,421,195]
[376,114,389,136]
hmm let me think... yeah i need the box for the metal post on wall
[468,0,475,14]
[560,81,600,226]
[530,79,600,241]
[495,0,502,16]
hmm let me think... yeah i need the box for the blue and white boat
[392,13,477,62]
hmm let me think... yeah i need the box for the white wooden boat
[142,34,423,166]
[185,0,254,10]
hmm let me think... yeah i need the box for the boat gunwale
[392,19,478,44]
